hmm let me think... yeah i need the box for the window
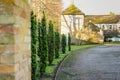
[102,25,105,29]
[109,25,112,29]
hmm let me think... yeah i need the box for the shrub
[37,21,42,78]
[68,33,71,51]
[48,21,54,65]
[62,34,66,53]
[40,12,48,76]
[31,11,39,80]
[55,31,60,58]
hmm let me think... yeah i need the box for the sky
[62,0,120,15]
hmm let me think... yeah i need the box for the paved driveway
[55,45,120,80]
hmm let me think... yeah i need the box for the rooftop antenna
[71,0,74,4]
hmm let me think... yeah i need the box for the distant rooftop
[85,15,120,24]
[63,4,84,15]
[87,22,100,32]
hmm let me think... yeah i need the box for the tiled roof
[85,15,120,24]
[63,4,84,15]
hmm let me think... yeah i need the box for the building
[95,20,120,33]
[61,4,104,44]
[85,15,120,33]
[85,15,120,41]
[61,4,85,35]
[61,2,120,43]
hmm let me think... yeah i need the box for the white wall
[96,24,120,30]
[61,15,84,35]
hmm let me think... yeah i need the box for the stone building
[0,0,31,80]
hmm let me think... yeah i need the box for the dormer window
[109,25,112,29]
[102,25,105,29]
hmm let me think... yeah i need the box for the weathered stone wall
[0,0,31,80]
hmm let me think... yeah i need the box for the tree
[40,12,48,76]
[68,33,71,51]
[55,31,60,58]
[37,20,42,78]
[48,21,54,65]
[31,11,39,80]
[62,34,66,53]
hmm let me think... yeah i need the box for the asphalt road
[55,45,120,80]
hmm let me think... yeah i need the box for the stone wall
[0,0,31,80]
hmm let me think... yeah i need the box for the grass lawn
[104,41,120,45]
[43,44,99,80]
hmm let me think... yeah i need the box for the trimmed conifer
[31,11,38,80]
[48,21,54,65]
[55,31,60,58]
[37,21,42,78]
[40,12,48,76]
[62,34,66,54]
[68,33,71,51]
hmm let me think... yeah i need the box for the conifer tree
[48,21,54,65]
[55,31,60,58]
[40,12,48,76]
[68,33,71,51]
[31,11,38,80]
[37,21,42,78]
[62,34,66,54]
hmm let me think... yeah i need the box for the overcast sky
[62,0,120,15]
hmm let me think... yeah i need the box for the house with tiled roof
[85,15,120,31]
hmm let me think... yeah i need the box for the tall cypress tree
[48,21,54,65]
[37,21,42,77]
[31,11,38,80]
[55,31,60,58]
[40,12,48,76]
[68,33,71,51]
[62,34,66,54]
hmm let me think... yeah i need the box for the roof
[85,15,120,24]
[87,22,100,32]
[63,4,84,15]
